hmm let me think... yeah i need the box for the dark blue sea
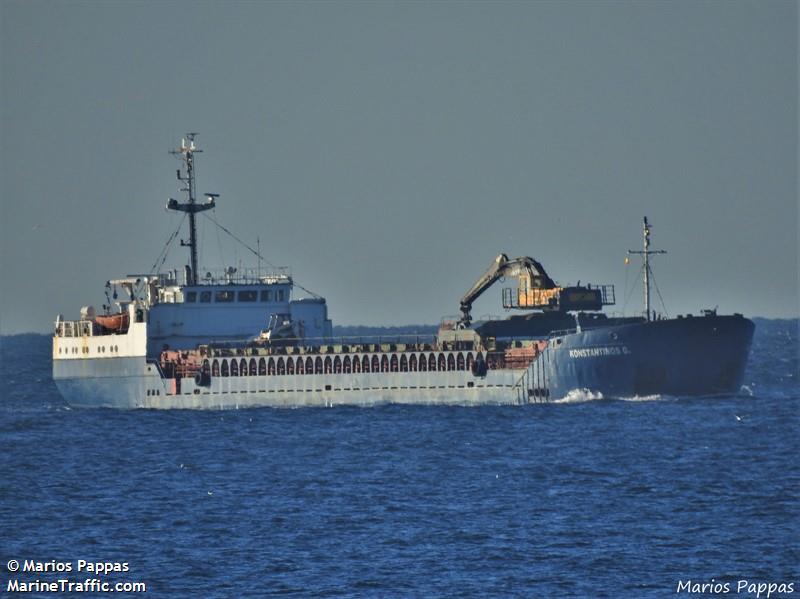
[1,319,798,597]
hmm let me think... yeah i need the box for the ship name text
[568,346,631,359]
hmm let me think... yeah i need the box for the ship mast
[628,217,666,321]
[167,133,217,286]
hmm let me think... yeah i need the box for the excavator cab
[504,281,607,312]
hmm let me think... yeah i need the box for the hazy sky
[1,1,797,334]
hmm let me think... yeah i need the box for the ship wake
[553,389,670,404]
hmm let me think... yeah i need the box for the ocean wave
[553,389,671,404]
[553,388,605,403]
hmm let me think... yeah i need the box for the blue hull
[535,314,754,399]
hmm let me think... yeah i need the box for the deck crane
[458,254,614,327]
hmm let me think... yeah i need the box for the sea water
[1,319,797,597]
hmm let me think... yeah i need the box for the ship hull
[543,314,754,399]
[52,315,754,409]
[53,357,530,409]
[53,356,162,409]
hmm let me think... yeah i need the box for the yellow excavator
[458,254,613,327]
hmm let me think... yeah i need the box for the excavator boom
[459,254,557,327]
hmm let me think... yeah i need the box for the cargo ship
[52,135,754,409]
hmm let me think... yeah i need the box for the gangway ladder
[511,350,549,404]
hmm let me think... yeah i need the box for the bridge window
[258,358,266,376]
[277,289,286,302]
[200,291,211,303]
[215,290,234,303]
[260,290,273,302]
[212,360,220,376]
[238,290,257,302]
[221,360,229,377]
[185,291,197,302]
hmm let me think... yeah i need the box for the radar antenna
[628,217,667,321]
[167,133,218,286]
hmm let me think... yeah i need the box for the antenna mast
[628,216,667,321]
[167,133,217,286]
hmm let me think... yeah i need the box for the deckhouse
[53,133,332,365]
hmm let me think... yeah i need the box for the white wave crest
[554,388,605,403]
[553,389,668,403]
[615,394,664,402]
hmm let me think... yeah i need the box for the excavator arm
[459,254,556,327]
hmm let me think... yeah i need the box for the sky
[1,0,797,334]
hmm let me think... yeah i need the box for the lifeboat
[95,312,129,332]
